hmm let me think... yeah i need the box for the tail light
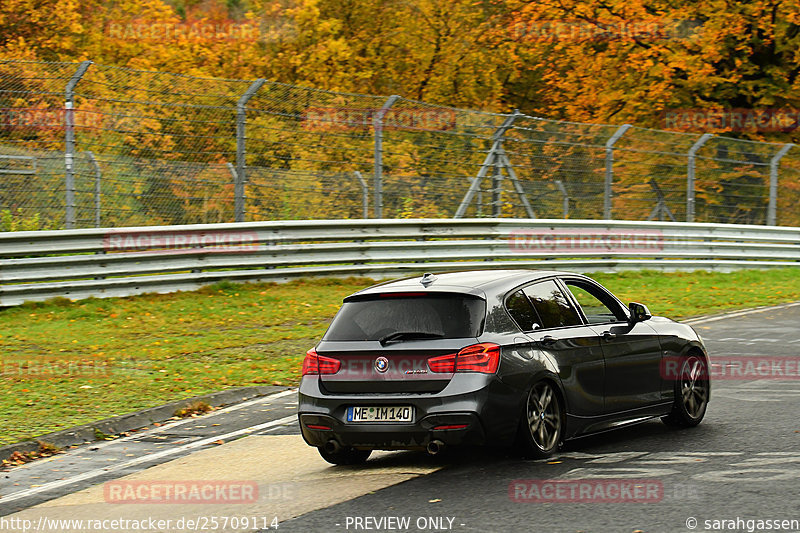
[301,348,341,376]
[427,353,457,373]
[427,343,500,374]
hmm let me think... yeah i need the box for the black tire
[318,446,372,465]
[519,380,563,458]
[662,354,709,428]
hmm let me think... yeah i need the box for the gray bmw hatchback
[298,270,710,464]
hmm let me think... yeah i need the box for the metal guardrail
[2,219,799,307]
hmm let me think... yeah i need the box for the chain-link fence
[2,58,799,230]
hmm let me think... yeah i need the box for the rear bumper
[297,373,519,450]
[299,412,485,449]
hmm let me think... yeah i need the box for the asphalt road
[3,302,800,533]
[277,303,800,533]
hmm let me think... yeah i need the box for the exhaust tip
[323,439,341,454]
[426,439,445,456]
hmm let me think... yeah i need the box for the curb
[0,385,290,463]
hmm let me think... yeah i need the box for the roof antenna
[420,272,437,287]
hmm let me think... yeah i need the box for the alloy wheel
[679,356,708,419]
[526,381,561,452]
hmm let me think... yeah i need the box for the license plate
[347,406,413,423]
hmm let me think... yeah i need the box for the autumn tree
[500,0,800,138]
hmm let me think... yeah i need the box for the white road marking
[714,387,800,392]
[684,301,800,325]
[557,451,800,484]
[202,389,296,415]
[713,392,800,401]
[693,469,800,483]
[6,436,441,531]
[559,467,681,479]
[7,389,297,473]
[1,415,297,504]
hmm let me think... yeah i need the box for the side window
[523,280,581,329]
[506,290,541,332]
[564,281,627,324]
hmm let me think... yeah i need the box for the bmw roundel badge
[375,356,389,373]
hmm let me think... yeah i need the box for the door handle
[603,331,617,341]
[538,335,557,346]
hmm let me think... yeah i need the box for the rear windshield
[323,294,486,341]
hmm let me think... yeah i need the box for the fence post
[455,112,520,218]
[373,95,400,218]
[768,143,794,226]
[235,78,266,223]
[603,124,631,219]
[354,171,368,218]
[84,152,102,228]
[647,179,676,222]
[492,154,504,217]
[686,133,713,223]
[555,180,569,219]
[64,60,92,229]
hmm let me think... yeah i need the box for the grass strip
[1,269,799,446]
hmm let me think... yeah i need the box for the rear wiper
[379,331,445,346]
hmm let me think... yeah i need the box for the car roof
[346,269,583,300]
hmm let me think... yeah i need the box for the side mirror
[629,302,652,323]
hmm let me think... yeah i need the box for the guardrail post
[235,78,266,223]
[768,143,794,226]
[354,171,368,218]
[604,124,631,219]
[686,133,713,223]
[373,95,400,218]
[85,152,102,228]
[64,60,92,229]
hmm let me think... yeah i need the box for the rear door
[560,278,664,412]
[316,292,485,394]
[506,280,606,417]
